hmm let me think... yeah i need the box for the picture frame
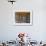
[14,10,33,26]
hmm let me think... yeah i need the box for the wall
[0,0,46,42]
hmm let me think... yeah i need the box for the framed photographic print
[15,10,32,26]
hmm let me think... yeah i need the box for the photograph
[15,10,32,26]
